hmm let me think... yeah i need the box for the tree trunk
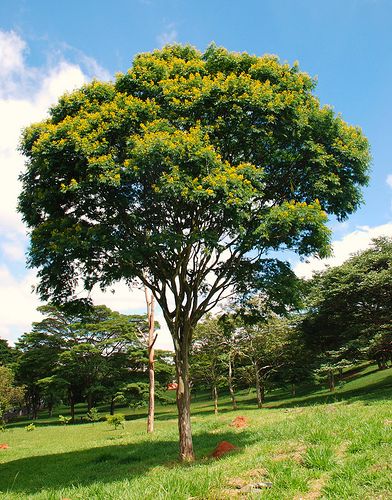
[87,392,93,412]
[291,383,296,397]
[48,401,53,418]
[213,385,218,415]
[228,355,237,410]
[145,288,156,434]
[110,396,115,415]
[175,340,194,461]
[69,392,75,422]
[376,355,388,369]
[328,370,335,392]
[254,361,263,408]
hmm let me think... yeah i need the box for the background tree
[236,315,290,407]
[18,44,370,460]
[272,316,313,396]
[0,366,24,424]
[15,304,148,420]
[0,339,15,366]
[191,316,227,414]
[303,237,392,374]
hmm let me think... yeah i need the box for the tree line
[1,237,391,425]
[191,237,392,409]
[0,305,173,424]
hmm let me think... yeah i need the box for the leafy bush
[59,415,72,425]
[85,407,101,423]
[25,423,35,431]
[106,414,125,430]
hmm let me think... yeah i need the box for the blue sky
[0,0,391,346]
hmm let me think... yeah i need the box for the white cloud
[0,29,175,350]
[157,24,178,47]
[0,266,42,344]
[294,222,392,278]
[386,174,392,189]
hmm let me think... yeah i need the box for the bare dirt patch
[272,442,307,463]
[220,467,271,497]
[0,443,9,450]
[296,475,329,500]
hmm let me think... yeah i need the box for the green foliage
[120,382,171,409]
[105,413,125,430]
[18,44,369,338]
[85,407,101,423]
[192,315,228,391]
[0,339,15,366]
[304,237,392,369]
[18,43,371,457]
[58,415,72,425]
[25,423,35,432]
[14,304,150,418]
[0,366,24,421]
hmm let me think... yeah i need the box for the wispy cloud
[294,222,392,279]
[157,23,178,47]
[386,174,392,188]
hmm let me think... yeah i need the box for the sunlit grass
[0,365,391,499]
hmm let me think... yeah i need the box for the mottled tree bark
[174,335,194,461]
[328,370,335,391]
[228,355,237,410]
[213,385,218,415]
[145,287,156,434]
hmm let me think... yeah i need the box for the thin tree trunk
[87,392,93,412]
[110,396,115,415]
[328,370,335,392]
[175,339,194,461]
[380,354,387,370]
[254,361,263,408]
[213,385,218,415]
[48,401,53,418]
[291,383,296,397]
[228,355,237,410]
[69,391,75,422]
[145,287,156,434]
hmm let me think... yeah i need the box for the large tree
[18,44,370,460]
[303,237,392,371]
[15,304,145,420]
[0,366,24,424]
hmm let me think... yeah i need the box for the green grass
[0,365,391,499]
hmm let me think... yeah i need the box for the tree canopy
[18,44,370,460]
[303,237,392,371]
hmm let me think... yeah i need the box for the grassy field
[0,365,391,499]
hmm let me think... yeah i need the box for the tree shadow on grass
[0,429,255,496]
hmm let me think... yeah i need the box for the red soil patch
[212,440,237,458]
[0,444,9,449]
[230,416,249,428]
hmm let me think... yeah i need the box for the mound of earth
[230,416,249,428]
[212,440,237,458]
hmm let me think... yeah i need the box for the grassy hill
[0,364,391,499]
